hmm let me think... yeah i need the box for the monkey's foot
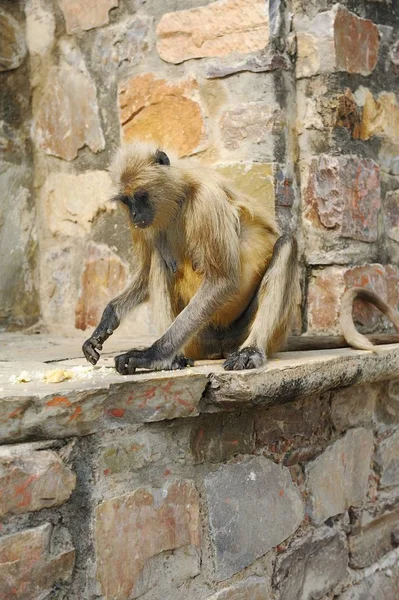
[82,337,103,365]
[115,349,193,375]
[223,347,266,371]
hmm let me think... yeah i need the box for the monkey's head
[109,142,186,231]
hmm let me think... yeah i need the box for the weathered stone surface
[0,446,75,518]
[42,171,114,238]
[58,0,118,34]
[217,163,275,213]
[25,0,55,58]
[376,380,399,428]
[205,48,288,79]
[75,243,127,330]
[156,0,269,64]
[0,524,75,600]
[274,527,348,600]
[296,6,379,78]
[34,63,104,160]
[255,396,322,445]
[383,190,399,243]
[206,577,271,600]
[349,510,399,568]
[91,15,152,74]
[376,430,399,488]
[190,412,254,463]
[307,264,399,334]
[99,429,171,475]
[95,481,200,599]
[337,563,399,600]
[304,155,381,243]
[357,89,399,145]
[0,9,26,72]
[331,384,377,432]
[118,73,205,157]
[220,102,283,151]
[0,162,39,328]
[306,428,374,524]
[204,456,304,580]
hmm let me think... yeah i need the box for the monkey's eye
[116,195,130,205]
[155,150,170,166]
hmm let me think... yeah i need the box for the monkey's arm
[82,266,149,365]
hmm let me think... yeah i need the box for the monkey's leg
[224,234,299,371]
[82,273,149,365]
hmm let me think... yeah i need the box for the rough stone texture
[383,190,399,243]
[349,510,399,568]
[220,102,283,151]
[205,577,271,600]
[75,243,127,330]
[296,6,379,78]
[0,162,39,328]
[306,428,374,524]
[216,163,275,216]
[337,563,399,600]
[307,264,399,334]
[34,63,105,160]
[331,384,377,432]
[304,155,381,244]
[42,171,115,238]
[205,48,288,79]
[0,524,75,600]
[375,430,399,488]
[274,527,348,600]
[25,0,55,58]
[156,0,269,64]
[357,89,399,145]
[95,481,200,599]
[0,446,75,518]
[376,380,399,428]
[0,9,26,72]
[204,456,304,580]
[118,73,205,157]
[190,412,254,463]
[91,15,153,74]
[58,0,118,34]
[255,396,322,445]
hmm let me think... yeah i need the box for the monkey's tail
[340,287,399,352]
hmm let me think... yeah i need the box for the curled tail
[340,287,399,351]
[242,234,300,356]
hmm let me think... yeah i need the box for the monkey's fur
[82,142,399,374]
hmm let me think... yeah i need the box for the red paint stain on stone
[7,407,24,419]
[279,489,285,497]
[104,469,111,476]
[68,406,82,421]
[164,469,172,476]
[46,396,71,408]
[15,474,38,508]
[108,408,126,418]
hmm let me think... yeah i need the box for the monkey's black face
[119,191,154,228]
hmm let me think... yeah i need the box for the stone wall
[2,373,399,599]
[0,0,398,337]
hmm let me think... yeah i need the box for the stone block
[204,456,304,581]
[57,0,118,34]
[296,6,379,78]
[25,0,55,58]
[306,428,374,524]
[118,73,205,157]
[274,527,348,600]
[75,243,128,330]
[190,412,254,463]
[331,385,377,432]
[0,9,26,71]
[34,63,104,160]
[220,102,283,151]
[156,0,269,64]
[376,430,399,488]
[95,481,200,599]
[255,396,322,445]
[356,89,399,146]
[337,563,399,599]
[376,380,399,427]
[205,576,271,599]
[216,163,275,214]
[0,524,75,600]
[99,429,171,475]
[349,510,399,568]
[0,446,75,518]
[383,190,399,243]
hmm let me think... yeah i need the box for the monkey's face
[118,190,155,229]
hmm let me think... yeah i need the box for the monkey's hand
[82,304,120,365]
[114,348,193,375]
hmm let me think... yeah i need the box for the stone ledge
[1,340,399,444]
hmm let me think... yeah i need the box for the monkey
[82,142,399,374]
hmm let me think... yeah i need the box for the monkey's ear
[155,150,170,166]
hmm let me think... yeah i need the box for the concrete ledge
[1,340,399,444]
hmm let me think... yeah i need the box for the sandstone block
[0,446,75,518]
[357,89,399,145]
[25,0,55,58]
[274,527,348,600]
[75,243,128,330]
[0,9,26,71]
[190,412,254,463]
[375,430,399,488]
[34,63,104,160]
[118,73,205,157]
[58,0,118,34]
[0,524,75,600]
[306,428,374,524]
[220,102,283,151]
[331,385,377,432]
[156,0,269,64]
[216,163,275,215]
[296,6,379,78]
[349,510,399,568]
[205,576,271,600]
[204,456,304,580]
[95,481,200,599]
